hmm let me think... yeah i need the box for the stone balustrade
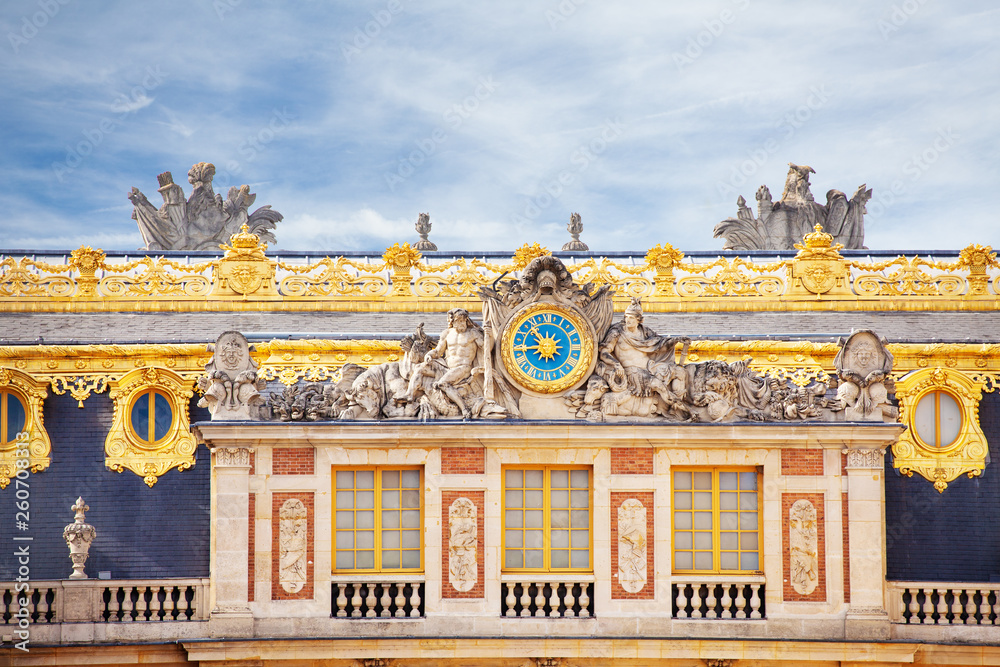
[501,576,595,618]
[889,582,1000,626]
[672,576,765,619]
[331,577,425,618]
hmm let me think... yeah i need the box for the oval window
[130,390,173,444]
[1,389,27,445]
[913,390,962,448]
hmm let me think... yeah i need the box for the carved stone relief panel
[279,498,308,594]
[448,497,477,593]
[617,499,647,593]
[789,499,818,595]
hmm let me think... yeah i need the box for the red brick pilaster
[248,493,255,602]
[611,448,653,475]
[441,490,485,598]
[441,447,486,474]
[842,491,851,604]
[273,448,315,475]
[782,492,826,602]
[781,449,824,475]
[610,491,654,600]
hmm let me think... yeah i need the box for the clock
[499,303,595,395]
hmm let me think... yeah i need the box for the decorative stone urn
[62,497,96,579]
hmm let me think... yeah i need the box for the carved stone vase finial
[63,497,96,579]
[562,212,588,251]
[414,212,437,251]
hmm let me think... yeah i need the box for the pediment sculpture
[833,330,897,421]
[198,331,267,420]
[714,163,872,251]
[128,162,282,251]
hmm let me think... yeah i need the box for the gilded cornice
[1,233,998,313]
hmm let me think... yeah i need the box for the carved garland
[0,368,51,489]
[104,367,197,487]
[891,367,988,492]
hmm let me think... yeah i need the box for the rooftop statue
[714,163,872,251]
[128,162,282,251]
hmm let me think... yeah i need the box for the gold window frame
[331,466,425,575]
[0,368,51,489]
[105,367,197,487]
[892,367,988,492]
[501,465,594,574]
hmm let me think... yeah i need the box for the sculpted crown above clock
[199,255,897,424]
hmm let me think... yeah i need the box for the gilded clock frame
[499,303,596,396]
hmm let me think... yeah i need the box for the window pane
[551,490,569,508]
[571,490,589,508]
[357,470,374,488]
[674,532,692,549]
[505,490,522,507]
[550,469,568,487]
[526,510,543,528]
[551,550,569,568]
[356,511,374,529]
[525,550,543,568]
[570,550,589,568]
[741,532,758,550]
[693,471,712,489]
[336,552,354,569]
[130,393,149,441]
[382,511,399,529]
[720,493,738,510]
[401,469,420,488]
[675,552,692,569]
[551,530,569,548]
[720,552,738,570]
[336,471,354,489]
[674,492,692,510]
[506,530,522,548]
[571,510,589,528]
[720,512,738,530]
[741,552,759,570]
[153,392,172,441]
[694,533,712,550]
[694,512,712,530]
[382,551,400,568]
[572,530,589,548]
[505,509,522,528]
[739,472,757,490]
[382,490,400,509]
[740,492,757,510]
[401,530,420,548]
[336,511,354,529]
[5,394,25,443]
[356,551,375,569]
[525,470,543,487]
[401,510,420,528]
[382,530,400,548]
[525,490,543,508]
[720,533,738,550]
[382,470,399,488]
[505,551,523,568]
[402,551,420,568]
[694,552,713,570]
[570,470,589,487]
[336,491,355,508]
[357,491,375,509]
[551,510,569,529]
[505,470,522,487]
[719,472,737,490]
[674,471,691,489]
[401,490,420,508]
[336,532,353,549]
[740,513,758,530]
[357,531,374,548]
[694,492,712,509]
[674,512,692,529]
[525,531,543,548]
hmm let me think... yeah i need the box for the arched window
[129,389,174,445]
[913,390,962,449]
[1,389,27,445]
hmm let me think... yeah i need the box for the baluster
[735,584,747,619]
[720,584,733,619]
[364,583,377,618]
[519,583,532,618]
[563,583,576,618]
[705,584,718,619]
[675,584,689,619]
[163,586,177,621]
[147,586,162,621]
[136,586,148,621]
[394,583,407,619]
[408,582,421,618]
[578,584,590,618]
[992,590,1000,625]
[749,584,762,619]
[38,589,52,623]
[350,584,363,618]
[979,589,991,626]
[922,587,935,624]
[906,587,919,624]
[335,583,348,618]
[549,584,563,618]
[936,587,949,624]
[690,584,704,618]
[121,586,134,622]
[109,586,122,622]
[380,584,392,618]
[966,589,978,625]
[950,588,964,624]
[183,586,196,621]
[534,583,546,618]
[505,582,517,617]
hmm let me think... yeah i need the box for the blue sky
[0,1,997,252]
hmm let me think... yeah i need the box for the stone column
[843,447,890,639]
[209,446,254,638]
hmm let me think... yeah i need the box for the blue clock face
[501,305,594,394]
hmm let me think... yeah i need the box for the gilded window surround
[0,366,51,488]
[105,366,197,487]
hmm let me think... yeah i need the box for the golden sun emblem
[532,331,561,361]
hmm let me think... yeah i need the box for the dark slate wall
[0,392,210,581]
[886,390,1000,582]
